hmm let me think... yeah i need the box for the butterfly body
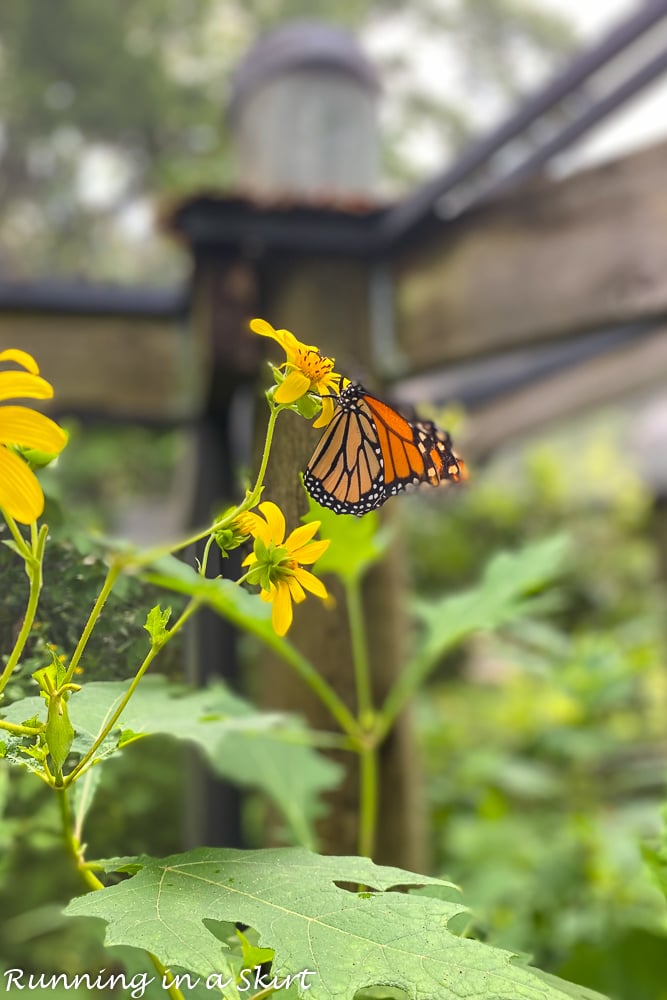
[304,383,465,516]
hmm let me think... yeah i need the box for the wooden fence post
[227,22,426,869]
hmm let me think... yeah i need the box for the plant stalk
[64,598,200,784]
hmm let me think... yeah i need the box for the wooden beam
[395,139,667,371]
[465,326,667,457]
[3,312,202,421]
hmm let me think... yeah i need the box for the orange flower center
[295,347,334,383]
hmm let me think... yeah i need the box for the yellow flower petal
[0,446,44,523]
[285,521,320,552]
[0,406,67,453]
[274,370,311,404]
[0,371,54,403]
[271,581,293,636]
[286,575,307,604]
[258,501,286,544]
[292,567,328,599]
[249,318,277,338]
[249,318,302,359]
[0,349,40,374]
[274,330,304,360]
[313,395,335,428]
[290,537,331,564]
[241,552,257,567]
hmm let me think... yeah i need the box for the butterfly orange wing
[304,384,465,515]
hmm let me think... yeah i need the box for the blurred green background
[3,2,667,999]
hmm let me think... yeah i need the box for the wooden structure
[4,5,667,863]
[0,284,191,421]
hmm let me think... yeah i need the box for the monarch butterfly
[303,383,466,515]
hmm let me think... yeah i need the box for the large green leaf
[416,534,569,662]
[380,536,570,729]
[2,678,340,847]
[65,847,608,1000]
[301,492,388,584]
[142,557,277,641]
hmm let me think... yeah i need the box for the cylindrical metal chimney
[229,20,381,200]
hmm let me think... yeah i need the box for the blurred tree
[0,0,574,281]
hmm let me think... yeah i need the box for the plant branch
[345,578,373,722]
[123,403,284,572]
[259,629,361,739]
[0,521,48,695]
[63,560,122,685]
[149,954,187,1000]
[63,598,200,785]
[357,743,379,859]
[375,646,434,743]
[56,786,104,891]
[58,785,182,1000]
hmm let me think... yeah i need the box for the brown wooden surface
[465,326,667,458]
[254,253,426,871]
[3,312,202,420]
[395,139,667,372]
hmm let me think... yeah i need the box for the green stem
[58,782,183,1000]
[0,522,47,695]
[64,599,200,785]
[149,954,187,1000]
[345,578,373,722]
[199,533,216,576]
[249,399,280,504]
[344,578,380,858]
[63,561,121,685]
[249,986,278,1000]
[57,786,104,891]
[263,631,361,739]
[358,743,379,858]
[3,512,32,560]
[375,647,431,744]
[124,403,284,573]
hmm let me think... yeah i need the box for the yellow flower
[0,349,68,524]
[249,317,342,428]
[239,501,330,636]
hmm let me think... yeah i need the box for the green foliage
[3,677,341,846]
[42,424,185,534]
[416,534,568,662]
[143,604,172,646]
[4,363,661,1000]
[0,526,186,699]
[65,847,606,999]
[303,493,388,584]
[407,422,667,999]
[144,555,275,637]
[381,535,569,730]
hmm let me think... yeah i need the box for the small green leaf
[236,928,275,969]
[18,429,69,467]
[144,605,172,645]
[118,728,145,748]
[302,491,388,584]
[142,556,275,640]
